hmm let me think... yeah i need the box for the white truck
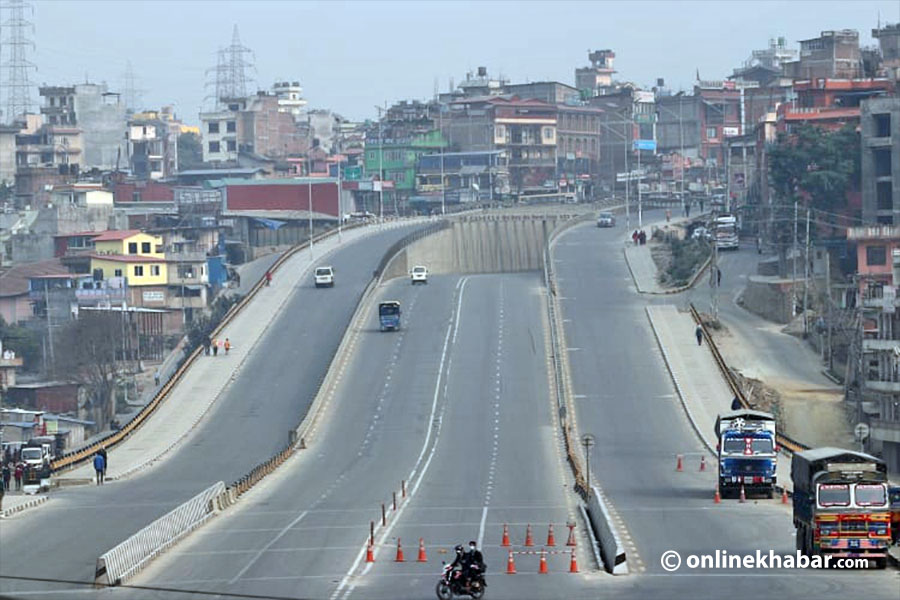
[713,214,739,250]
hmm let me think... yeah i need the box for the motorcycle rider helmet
[454,544,464,554]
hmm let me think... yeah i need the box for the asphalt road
[553,211,900,599]
[0,223,426,598]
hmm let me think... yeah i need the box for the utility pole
[308,167,314,261]
[637,142,643,228]
[624,118,630,228]
[803,207,810,335]
[679,95,685,217]
[826,251,833,371]
[711,209,720,323]
[377,105,384,224]
[439,103,445,215]
[336,154,342,242]
[43,280,55,376]
[792,200,799,317]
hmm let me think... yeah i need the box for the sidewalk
[58,221,417,484]
[645,304,792,493]
[0,491,49,518]
[623,212,709,294]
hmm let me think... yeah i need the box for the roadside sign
[854,423,870,441]
[633,139,657,151]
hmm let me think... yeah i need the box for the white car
[314,266,335,288]
[410,265,428,284]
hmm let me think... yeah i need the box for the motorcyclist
[448,544,466,582]
[462,541,486,586]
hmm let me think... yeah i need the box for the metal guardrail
[52,222,368,474]
[688,302,809,455]
[94,481,225,586]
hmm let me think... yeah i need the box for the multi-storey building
[575,50,616,97]
[782,30,862,80]
[861,96,900,226]
[127,108,181,180]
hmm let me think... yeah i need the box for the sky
[12,0,900,125]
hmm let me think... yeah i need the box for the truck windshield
[380,305,399,316]
[722,437,773,454]
[854,484,887,507]
[818,484,851,507]
[21,448,42,460]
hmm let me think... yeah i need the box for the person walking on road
[154,368,161,387]
[204,335,212,356]
[665,209,671,223]
[212,337,219,357]
[93,453,105,485]
[14,462,23,490]
[98,446,108,479]
[265,270,272,286]
[224,338,231,355]
[695,324,704,346]
[2,463,10,491]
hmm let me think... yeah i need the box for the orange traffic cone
[538,549,548,574]
[547,524,556,547]
[714,486,721,504]
[501,523,510,547]
[676,454,684,472]
[569,548,579,573]
[739,485,746,504]
[395,538,405,562]
[506,551,517,574]
[524,524,534,547]
[417,538,427,562]
[781,489,789,505]
[699,456,707,471]
[566,524,577,547]
[366,542,375,563]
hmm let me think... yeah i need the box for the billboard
[633,139,657,151]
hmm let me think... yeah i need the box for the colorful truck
[715,410,777,498]
[791,448,891,567]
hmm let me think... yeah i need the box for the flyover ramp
[552,212,899,599]
[0,222,428,597]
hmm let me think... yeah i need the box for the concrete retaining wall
[741,276,794,324]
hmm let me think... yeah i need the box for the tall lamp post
[581,433,595,493]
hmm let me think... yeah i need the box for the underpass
[553,212,900,599]
[0,223,428,598]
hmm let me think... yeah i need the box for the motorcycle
[435,563,486,599]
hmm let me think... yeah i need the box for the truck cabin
[720,431,775,456]
[793,448,889,510]
[378,301,401,318]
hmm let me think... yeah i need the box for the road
[0,223,426,598]
[113,273,590,600]
[553,211,899,599]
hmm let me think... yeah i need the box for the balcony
[75,287,127,304]
[863,338,900,351]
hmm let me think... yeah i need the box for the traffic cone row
[501,523,510,547]
[546,524,556,547]
[524,523,534,547]
[538,550,548,574]
[417,538,427,562]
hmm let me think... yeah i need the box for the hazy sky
[20,0,900,124]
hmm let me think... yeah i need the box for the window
[226,121,236,133]
[133,191,142,202]
[150,161,161,172]
[208,141,220,153]
[874,113,891,138]
[876,215,893,225]
[150,265,160,276]
[877,181,893,210]
[866,245,887,266]
[134,265,144,277]
[208,121,220,134]
[707,127,717,139]
[141,242,151,253]
[226,140,236,152]
[178,265,195,278]
[874,149,892,177]
[128,242,138,254]
[114,269,123,277]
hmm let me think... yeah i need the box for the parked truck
[791,448,891,567]
[713,214,739,250]
[715,410,778,498]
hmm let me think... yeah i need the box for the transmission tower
[1,0,37,124]
[120,60,145,115]
[224,25,253,99]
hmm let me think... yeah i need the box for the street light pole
[336,154,342,242]
[624,118,630,229]
[439,104,445,215]
[581,434,595,493]
[308,164,314,261]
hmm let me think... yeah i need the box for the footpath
[57,221,417,485]
[622,211,710,294]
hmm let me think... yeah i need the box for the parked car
[597,212,616,227]
[314,266,335,288]
[410,265,428,284]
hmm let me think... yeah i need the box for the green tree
[177,132,205,172]
[0,316,42,372]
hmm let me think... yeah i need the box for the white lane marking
[333,277,469,600]
[477,506,488,548]
[229,510,309,584]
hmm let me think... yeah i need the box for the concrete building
[782,30,862,80]
[575,50,616,97]
[127,107,182,180]
[873,23,900,79]
[38,84,127,171]
[861,96,900,225]
[731,37,798,87]
[414,150,509,208]
[273,80,307,117]
[0,124,19,186]
[504,81,580,105]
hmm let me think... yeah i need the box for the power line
[205,24,255,109]
[1,0,37,124]
[120,60,145,114]
[0,574,316,600]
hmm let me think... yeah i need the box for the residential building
[861,96,900,225]
[694,80,743,173]
[0,258,70,324]
[89,230,170,310]
[273,80,307,117]
[364,130,446,210]
[0,124,19,186]
[49,183,113,208]
[200,105,240,163]
[873,23,900,79]
[575,50,617,97]
[127,108,181,180]
[556,105,604,198]
[731,37,798,87]
[505,81,580,105]
[439,67,508,104]
[782,30,862,80]
[38,83,127,170]
[414,150,509,208]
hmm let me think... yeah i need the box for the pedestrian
[204,335,212,356]
[14,462,23,490]
[2,463,10,491]
[265,270,272,286]
[695,324,704,346]
[699,199,704,213]
[93,452,105,485]
[154,369,161,387]
[686,202,692,217]
[632,230,639,246]
[212,337,219,357]
[235,271,241,288]
[224,338,231,355]
[717,267,722,287]
[98,446,107,479]
[665,209,671,223]
[639,230,647,245]
[731,396,742,411]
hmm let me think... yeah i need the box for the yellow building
[90,230,171,310]
[91,230,163,258]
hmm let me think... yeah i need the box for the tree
[177,132,205,172]
[767,124,860,276]
[57,313,125,425]
[0,316,42,372]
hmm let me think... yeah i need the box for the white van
[314,266,335,288]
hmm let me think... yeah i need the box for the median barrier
[94,481,225,586]
[585,485,628,575]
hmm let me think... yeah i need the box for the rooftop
[0,258,69,298]
[90,229,142,241]
[90,253,166,263]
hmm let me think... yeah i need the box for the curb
[1,495,49,519]
[644,306,717,455]
[623,245,712,296]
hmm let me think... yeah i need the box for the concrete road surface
[0,223,425,598]
[552,211,899,599]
